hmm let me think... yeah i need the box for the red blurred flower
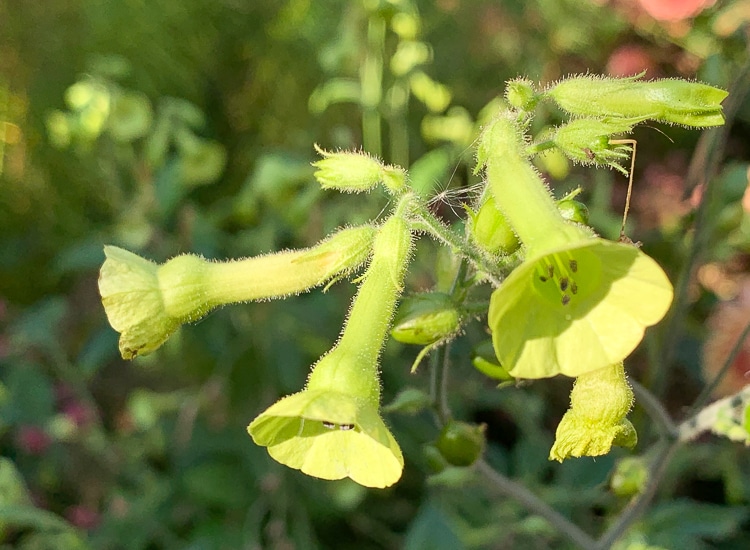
[65,505,100,530]
[703,289,750,397]
[606,44,657,77]
[61,401,94,428]
[16,426,51,455]
[637,0,713,21]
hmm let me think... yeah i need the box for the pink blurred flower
[61,401,94,428]
[637,0,713,21]
[606,44,657,77]
[16,426,52,455]
[65,505,100,530]
[703,288,750,398]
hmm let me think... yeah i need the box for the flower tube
[99,225,376,359]
[480,113,673,378]
[248,202,414,488]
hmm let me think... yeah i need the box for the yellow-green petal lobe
[488,239,673,379]
[248,389,403,489]
[99,246,179,359]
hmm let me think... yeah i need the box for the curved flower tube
[249,203,414,488]
[99,225,376,359]
[480,113,673,378]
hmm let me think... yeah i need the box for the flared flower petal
[489,239,673,379]
[248,389,403,488]
[99,246,179,359]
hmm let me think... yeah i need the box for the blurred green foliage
[2,0,750,548]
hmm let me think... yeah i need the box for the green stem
[476,460,598,550]
[410,201,507,286]
[361,12,385,157]
[388,78,410,168]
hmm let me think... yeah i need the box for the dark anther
[561,294,571,306]
[322,421,336,429]
[340,424,355,431]
[548,265,555,278]
[569,259,578,272]
[571,282,578,295]
[539,276,548,282]
[559,277,569,291]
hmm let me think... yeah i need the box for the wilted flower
[550,362,637,462]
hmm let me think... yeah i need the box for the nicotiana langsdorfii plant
[98,73,728,488]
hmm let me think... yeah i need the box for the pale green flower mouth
[489,239,673,379]
[248,389,403,489]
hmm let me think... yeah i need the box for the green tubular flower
[546,73,728,128]
[248,207,414,488]
[480,113,673,378]
[99,225,376,359]
[549,362,637,462]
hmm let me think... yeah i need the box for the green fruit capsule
[435,420,485,467]
[557,199,590,225]
[391,293,461,346]
[468,198,520,255]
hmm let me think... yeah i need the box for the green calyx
[467,196,521,256]
[391,292,462,346]
[550,117,644,175]
[549,362,637,462]
[546,73,728,128]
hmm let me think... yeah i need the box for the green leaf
[404,504,464,550]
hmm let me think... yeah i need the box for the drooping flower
[249,204,414,488]
[99,225,376,359]
[549,362,637,462]
[480,113,673,379]
[488,238,673,379]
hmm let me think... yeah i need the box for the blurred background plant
[2,0,750,548]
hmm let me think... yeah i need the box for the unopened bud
[557,199,590,225]
[552,117,643,173]
[468,198,520,255]
[547,74,728,128]
[505,78,539,111]
[313,144,407,194]
[391,292,461,346]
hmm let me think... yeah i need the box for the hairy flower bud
[547,74,728,127]
[391,292,462,346]
[313,144,406,194]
